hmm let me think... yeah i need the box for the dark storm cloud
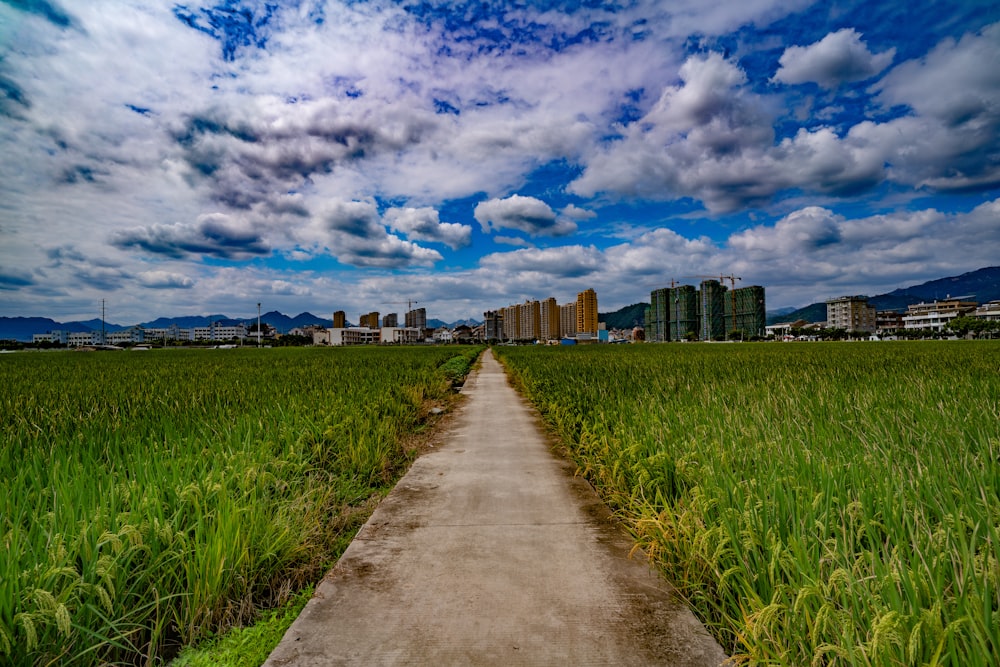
[111,214,270,260]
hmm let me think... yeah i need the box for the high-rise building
[648,288,670,342]
[671,285,699,341]
[726,286,766,338]
[699,280,726,341]
[333,310,346,328]
[560,302,577,338]
[405,307,427,330]
[520,300,541,342]
[360,311,380,329]
[646,281,765,341]
[539,297,560,341]
[576,288,598,335]
[484,310,504,341]
[383,312,398,328]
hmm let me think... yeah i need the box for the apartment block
[405,307,427,330]
[576,288,598,335]
[826,297,876,332]
[520,300,541,342]
[539,297,560,341]
[647,281,764,341]
[902,299,977,331]
[560,302,577,339]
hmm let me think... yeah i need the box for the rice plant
[1,346,480,666]
[495,342,1000,666]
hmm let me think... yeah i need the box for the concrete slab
[264,349,728,666]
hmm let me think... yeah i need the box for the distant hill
[599,303,648,329]
[0,311,332,341]
[768,266,1000,324]
[768,303,827,325]
[0,316,128,340]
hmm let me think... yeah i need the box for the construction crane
[384,299,420,312]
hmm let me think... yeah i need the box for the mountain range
[769,266,1000,324]
[3,267,998,340]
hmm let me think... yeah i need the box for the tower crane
[384,299,420,311]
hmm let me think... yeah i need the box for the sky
[1,0,999,325]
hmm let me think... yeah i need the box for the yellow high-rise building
[576,289,598,335]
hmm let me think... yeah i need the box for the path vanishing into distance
[264,349,728,666]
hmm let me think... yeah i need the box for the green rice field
[1,346,480,666]
[495,341,1000,666]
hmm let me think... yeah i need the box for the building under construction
[646,280,765,341]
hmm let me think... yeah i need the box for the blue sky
[1,0,998,324]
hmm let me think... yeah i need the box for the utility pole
[101,299,105,345]
[257,302,261,348]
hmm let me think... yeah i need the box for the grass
[495,341,1000,666]
[1,345,481,666]
[170,587,313,667]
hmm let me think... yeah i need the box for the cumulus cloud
[137,271,195,289]
[384,207,472,249]
[867,22,1000,191]
[560,204,596,221]
[728,207,843,258]
[773,29,895,88]
[570,53,887,211]
[313,200,443,269]
[112,213,271,260]
[474,195,577,236]
[479,245,602,278]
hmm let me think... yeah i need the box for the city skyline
[1,1,999,325]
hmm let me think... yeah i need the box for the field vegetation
[495,342,999,666]
[1,345,481,666]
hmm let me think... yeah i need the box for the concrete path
[264,349,728,666]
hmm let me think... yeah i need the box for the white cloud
[384,207,472,249]
[137,271,195,289]
[311,200,443,269]
[773,29,895,88]
[474,195,577,236]
[480,245,602,278]
[570,53,886,211]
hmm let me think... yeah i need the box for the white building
[192,324,247,341]
[106,327,146,345]
[432,327,454,343]
[902,299,978,331]
[32,330,68,344]
[67,331,105,346]
[329,327,381,346]
[973,301,1000,322]
[380,327,422,344]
